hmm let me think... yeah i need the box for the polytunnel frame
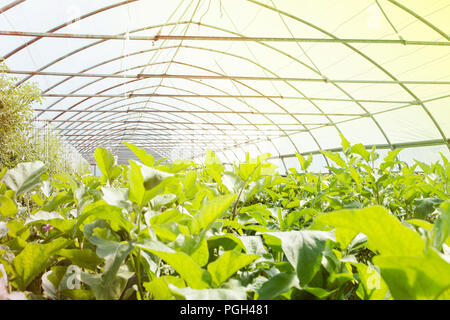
[22,19,348,167]
[0,0,448,167]
[33,62,292,163]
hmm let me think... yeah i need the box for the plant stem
[134,205,145,300]
[231,162,263,220]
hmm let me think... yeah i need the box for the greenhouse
[0,0,449,301]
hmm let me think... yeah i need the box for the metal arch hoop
[46,63,299,164]
[9,17,367,165]
[2,0,448,163]
[4,17,406,162]
[246,0,449,151]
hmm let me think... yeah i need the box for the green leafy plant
[0,138,448,300]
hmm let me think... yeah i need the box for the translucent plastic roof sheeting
[1,0,449,168]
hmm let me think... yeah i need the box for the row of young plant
[0,137,449,300]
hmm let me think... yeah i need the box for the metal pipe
[39,92,414,104]
[5,69,450,85]
[33,108,366,117]
[1,30,448,46]
[34,119,329,126]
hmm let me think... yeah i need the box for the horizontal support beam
[1,30,448,46]
[5,69,450,85]
[40,93,414,104]
[78,144,208,150]
[71,142,233,147]
[35,126,302,132]
[33,108,365,117]
[59,133,268,138]
[64,135,250,140]
[34,119,328,126]
[64,137,249,142]
[41,131,282,137]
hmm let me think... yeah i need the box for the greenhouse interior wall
[0,0,448,171]
[0,0,449,303]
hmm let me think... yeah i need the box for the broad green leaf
[83,220,122,257]
[144,276,186,300]
[406,219,433,231]
[205,149,224,183]
[155,158,166,166]
[58,249,103,271]
[94,147,116,180]
[82,220,134,299]
[320,151,346,168]
[6,219,27,239]
[137,240,211,289]
[346,232,368,252]
[267,231,334,286]
[238,235,268,256]
[123,142,154,167]
[39,192,72,212]
[221,172,242,193]
[160,159,195,174]
[311,206,425,256]
[25,211,74,234]
[207,234,245,252]
[12,238,71,290]
[285,209,317,228]
[31,193,44,206]
[350,144,370,162]
[3,161,46,195]
[384,149,403,162]
[286,199,300,209]
[179,236,209,267]
[373,250,450,300]
[152,251,210,289]
[295,153,311,172]
[207,251,258,286]
[80,269,129,300]
[101,187,130,209]
[101,242,134,285]
[303,287,336,299]
[109,166,122,182]
[183,171,197,190]
[349,166,362,188]
[152,222,180,242]
[257,272,299,300]
[413,198,443,219]
[0,195,17,217]
[140,164,173,190]
[190,194,237,234]
[339,133,351,152]
[60,289,95,300]
[169,284,247,300]
[142,176,178,205]
[149,208,188,226]
[128,160,145,206]
[73,202,133,235]
[25,210,63,223]
[0,167,6,180]
[353,263,389,300]
[41,266,67,299]
[151,193,176,210]
[432,201,450,250]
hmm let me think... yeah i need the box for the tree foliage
[0,63,42,168]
